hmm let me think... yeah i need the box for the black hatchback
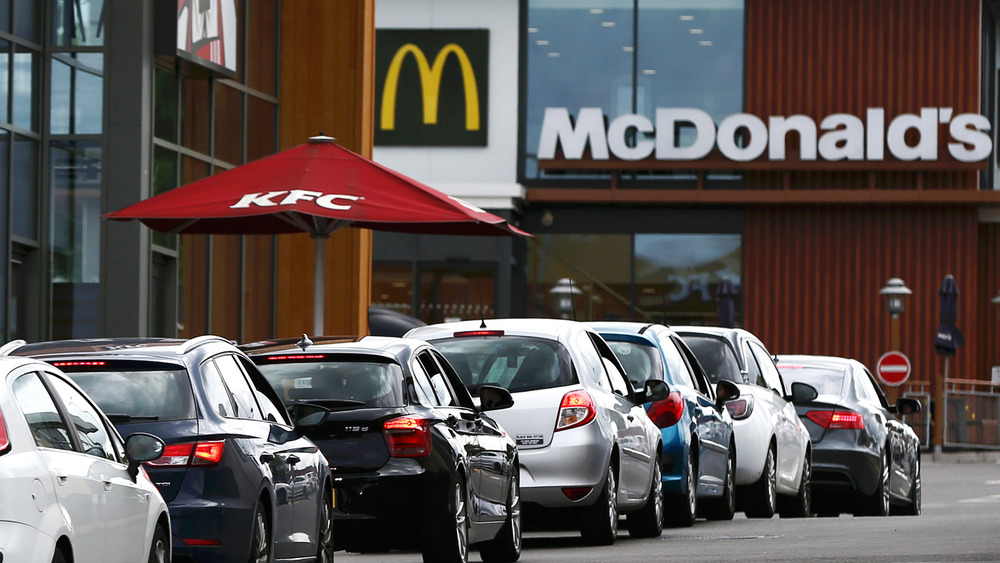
[14,336,334,563]
[242,335,521,563]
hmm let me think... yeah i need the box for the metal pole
[886,313,901,404]
[933,356,948,453]
[313,234,327,336]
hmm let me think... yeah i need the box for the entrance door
[418,264,497,324]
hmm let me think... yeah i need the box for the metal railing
[942,379,1000,450]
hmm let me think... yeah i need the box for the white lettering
[315,194,359,210]
[230,191,287,209]
[818,114,865,160]
[948,113,993,162]
[607,114,655,161]
[769,115,817,161]
[718,114,768,162]
[886,108,938,161]
[655,108,716,160]
[866,108,885,160]
[280,190,323,205]
[538,107,608,160]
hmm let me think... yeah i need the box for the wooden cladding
[976,223,1000,383]
[745,0,982,190]
[744,205,981,385]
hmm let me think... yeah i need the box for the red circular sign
[876,351,911,387]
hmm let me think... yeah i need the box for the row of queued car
[0,315,923,563]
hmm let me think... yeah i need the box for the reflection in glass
[527,234,632,320]
[154,67,178,142]
[12,47,37,131]
[52,0,106,46]
[50,53,103,134]
[12,135,37,239]
[14,0,39,43]
[180,75,210,154]
[152,146,178,249]
[0,42,9,123]
[50,141,102,339]
[419,265,496,325]
[372,262,415,317]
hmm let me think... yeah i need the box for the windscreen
[431,336,576,395]
[257,359,405,408]
[681,335,744,385]
[777,365,847,396]
[605,340,664,389]
[66,365,196,422]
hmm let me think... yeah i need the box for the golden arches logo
[380,43,481,131]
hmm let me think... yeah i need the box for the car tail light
[555,390,596,431]
[384,417,432,457]
[146,440,225,467]
[807,410,864,430]
[50,361,106,367]
[182,538,222,546]
[265,354,325,361]
[647,391,685,428]
[0,407,9,456]
[453,330,504,338]
[562,487,592,501]
[724,396,754,420]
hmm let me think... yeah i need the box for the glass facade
[372,261,498,325]
[522,0,744,182]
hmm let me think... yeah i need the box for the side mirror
[893,397,922,415]
[290,403,330,428]
[125,432,165,482]
[478,385,515,412]
[639,379,670,404]
[715,379,741,407]
[787,382,819,403]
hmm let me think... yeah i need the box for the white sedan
[676,327,815,518]
[0,345,170,563]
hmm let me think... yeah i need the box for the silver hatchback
[406,318,668,545]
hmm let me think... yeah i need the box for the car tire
[898,455,921,516]
[479,468,522,563]
[627,457,664,538]
[317,488,335,563]
[745,445,777,519]
[703,445,736,521]
[664,449,697,527]
[52,548,68,563]
[858,449,890,517]
[580,463,618,546]
[778,454,812,518]
[148,524,169,563]
[422,475,469,563]
[249,502,271,563]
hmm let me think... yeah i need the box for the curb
[927,451,1000,463]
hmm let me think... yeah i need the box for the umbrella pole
[313,234,328,336]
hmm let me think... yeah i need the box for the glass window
[662,336,696,388]
[48,375,117,461]
[416,351,456,406]
[855,368,885,406]
[50,53,103,134]
[13,0,39,43]
[246,0,278,95]
[527,234,632,320]
[372,262,415,317]
[743,342,764,387]
[605,339,662,389]
[65,364,196,422]
[11,135,36,240]
[236,356,288,423]
[50,141,101,339]
[777,365,846,396]
[419,265,496,324]
[681,334,743,384]
[258,357,406,408]
[12,372,74,451]
[12,47,37,131]
[748,341,784,394]
[154,67,178,143]
[0,41,10,123]
[214,354,261,420]
[245,95,276,161]
[51,0,105,47]
[214,82,242,165]
[432,335,576,394]
[201,358,234,417]
[180,75,210,154]
[410,358,440,407]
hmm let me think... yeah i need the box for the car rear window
[60,361,196,422]
[681,335,744,385]
[605,340,664,389]
[431,336,576,395]
[256,357,405,408]
[777,365,847,396]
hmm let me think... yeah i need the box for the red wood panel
[977,224,1000,381]
[745,206,980,384]
[746,0,981,190]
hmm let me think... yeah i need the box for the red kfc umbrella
[105,135,529,334]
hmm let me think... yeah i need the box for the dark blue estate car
[15,336,334,563]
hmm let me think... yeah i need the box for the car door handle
[287,454,301,465]
[259,452,275,464]
[102,476,113,491]
[627,414,635,422]
[53,469,68,486]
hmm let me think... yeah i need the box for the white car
[676,327,814,518]
[0,344,170,563]
[407,319,669,545]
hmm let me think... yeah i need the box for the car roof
[243,335,431,363]
[586,321,671,337]
[406,317,590,343]
[774,354,862,370]
[8,336,239,365]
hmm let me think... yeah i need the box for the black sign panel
[375,29,489,146]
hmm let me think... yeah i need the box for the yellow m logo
[380,43,481,131]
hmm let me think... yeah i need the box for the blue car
[588,322,739,527]
[15,336,334,563]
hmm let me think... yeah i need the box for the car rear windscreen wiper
[105,413,161,422]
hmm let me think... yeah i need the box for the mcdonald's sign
[375,29,489,146]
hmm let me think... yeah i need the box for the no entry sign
[876,351,911,387]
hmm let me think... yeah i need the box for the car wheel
[51,548,68,563]
[745,445,777,519]
[704,445,736,521]
[249,502,271,563]
[148,524,169,563]
[422,475,469,563]
[779,454,812,518]
[317,488,335,563]
[479,467,522,563]
[858,449,890,517]
[664,448,697,527]
[893,454,922,516]
[627,457,664,537]
[580,463,618,546]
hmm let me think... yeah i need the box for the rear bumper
[658,425,688,496]
[518,422,611,508]
[168,496,256,563]
[0,521,55,563]
[811,440,881,498]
